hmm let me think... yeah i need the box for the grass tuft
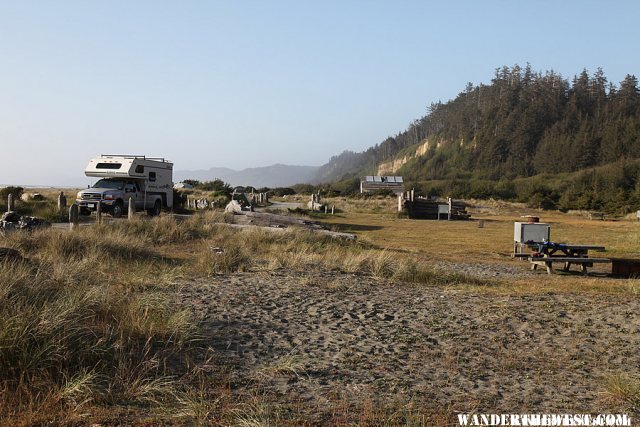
[602,373,640,409]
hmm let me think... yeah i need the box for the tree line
[315,64,640,212]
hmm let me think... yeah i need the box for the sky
[1,0,639,186]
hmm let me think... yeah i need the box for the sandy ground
[180,269,640,421]
[436,260,539,278]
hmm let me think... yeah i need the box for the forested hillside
[316,64,640,212]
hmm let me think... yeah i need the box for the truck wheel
[147,199,161,216]
[111,200,124,218]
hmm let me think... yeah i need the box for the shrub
[0,186,24,201]
[527,193,557,210]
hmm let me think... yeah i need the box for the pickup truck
[76,178,162,217]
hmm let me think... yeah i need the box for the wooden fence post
[331,205,335,215]
[57,192,67,211]
[96,202,102,224]
[7,194,14,212]
[447,197,452,221]
[324,205,328,214]
[69,204,79,230]
[128,197,135,220]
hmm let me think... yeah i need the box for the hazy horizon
[2,0,640,186]
[0,161,322,188]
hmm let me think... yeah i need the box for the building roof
[362,176,403,183]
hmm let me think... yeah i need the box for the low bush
[0,186,24,200]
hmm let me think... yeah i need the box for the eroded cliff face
[376,140,432,175]
[375,137,472,175]
[377,155,410,176]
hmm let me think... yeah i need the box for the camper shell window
[135,165,144,173]
[149,172,156,182]
[96,163,122,169]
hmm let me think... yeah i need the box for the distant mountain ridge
[175,164,320,188]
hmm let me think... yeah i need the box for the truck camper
[76,155,173,217]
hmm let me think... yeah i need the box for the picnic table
[527,242,608,275]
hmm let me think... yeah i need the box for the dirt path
[181,270,640,420]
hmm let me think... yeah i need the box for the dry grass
[602,373,640,410]
[324,195,398,214]
[0,209,490,424]
[184,223,490,289]
[2,195,638,423]
[322,196,640,257]
[0,225,198,423]
[0,187,79,222]
[320,197,640,293]
[256,352,306,380]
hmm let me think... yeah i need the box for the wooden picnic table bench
[527,242,608,275]
[529,256,611,275]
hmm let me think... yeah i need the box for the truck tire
[111,200,124,218]
[147,199,161,216]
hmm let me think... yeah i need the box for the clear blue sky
[1,0,639,185]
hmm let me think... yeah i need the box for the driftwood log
[224,210,356,240]
[222,223,356,240]
[1,212,51,232]
[225,200,243,214]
